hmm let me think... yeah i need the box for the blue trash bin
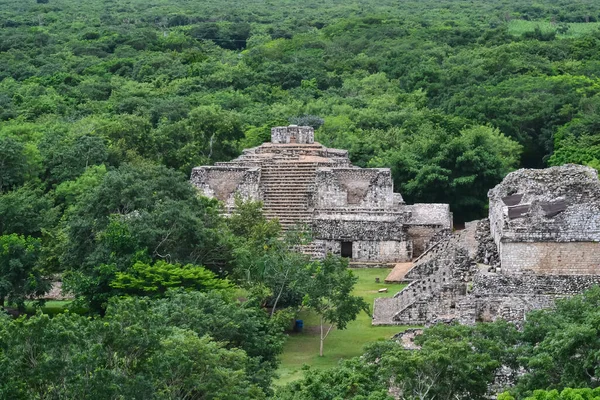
[294,319,304,332]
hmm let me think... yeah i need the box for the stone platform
[191,125,452,264]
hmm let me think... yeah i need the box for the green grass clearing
[275,267,410,386]
[508,20,600,39]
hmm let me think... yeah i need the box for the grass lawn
[275,267,409,385]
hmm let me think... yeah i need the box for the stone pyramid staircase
[260,161,318,231]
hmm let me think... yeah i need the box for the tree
[303,255,369,356]
[0,294,273,399]
[370,124,521,222]
[277,321,520,399]
[108,290,287,392]
[500,388,600,400]
[0,234,50,310]
[227,198,316,313]
[0,136,29,192]
[0,184,56,236]
[60,162,232,312]
[110,260,231,297]
[153,105,244,173]
[513,286,600,396]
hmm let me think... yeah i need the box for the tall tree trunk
[320,316,324,357]
[319,318,334,357]
[270,269,290,318]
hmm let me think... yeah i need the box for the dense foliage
[3,0,600,397]
[0,290,286,399]
[2,0,600,225]
[276,287,600,400]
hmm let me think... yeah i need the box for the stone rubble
[374,164,600,326]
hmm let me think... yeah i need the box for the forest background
[2,0,600,398]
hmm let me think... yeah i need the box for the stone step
[263,194,308,197]
[262,183,313,186]
[263,198,307,202]
[263,194,309,197]
[264,211,310,215]
[261,176,315,180]
[264,205,308,209]
[263,195,309,199]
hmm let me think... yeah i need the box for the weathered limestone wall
[488,165,600,245]
[472,273,600,295]
[271,125,315,144]
[373,296,405,325]
[189,166,260,209]
[313,168,395,209]
[499,241,600,275]
[323,239,411,262]
[373,220,489,325]
[403,204,453,257]
[456,294,558,324]
[405,204,453,229]
[312,211,407,241]
[314,211,411,262]
[406,226,444,257]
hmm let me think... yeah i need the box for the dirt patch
[385,262,413,282]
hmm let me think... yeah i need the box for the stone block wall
[312,211,408,241]
[313,168,395,209]
[457,294,558,324]
[373,296,405,325]
[472,273,600,295]
[189,166,260,209]
[271,125,314,144]
[406,226,444,257]
[488,165,600,246]
[404,204,453,228]
[403,204,453,257]
[499,241,600,275]
[321,239,411,262]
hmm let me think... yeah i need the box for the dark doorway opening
[341,241,353,258]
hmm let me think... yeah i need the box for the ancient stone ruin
[373,164,600,325]
[190,125,452,264]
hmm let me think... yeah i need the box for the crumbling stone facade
[190,125,452,264]
[373,164,600,325]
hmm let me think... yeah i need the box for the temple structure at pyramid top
[191,125,452,264]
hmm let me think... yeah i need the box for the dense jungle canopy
[3,1,600,398]
[2,0,600,223]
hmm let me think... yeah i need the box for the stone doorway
[341,241,353,258]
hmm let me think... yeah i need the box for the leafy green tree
[513,286,600,396]
[154,105,244,173]
[227,198,313,313]
[303,255,369,357]
[60,162,232,312]
[39,131,108,186]
[110,260,231,297]
[276,357,391,400]
[371,124,521,222]
[0,184,56,236]
[0,294,272,399]
[500,388,600,400]
[548,95,600,171]
[108,290,287,392]
[0,234,50,309]
[0,136,30,192]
